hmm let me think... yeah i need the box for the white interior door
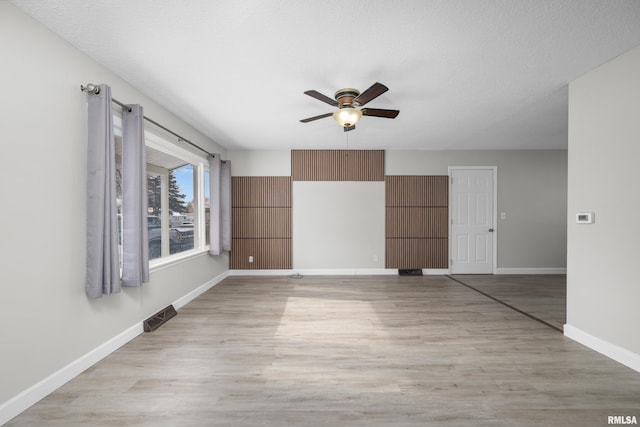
[449,167,495,274]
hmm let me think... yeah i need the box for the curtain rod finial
[81,83,100,95]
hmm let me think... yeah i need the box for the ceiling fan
[300,82,400,132]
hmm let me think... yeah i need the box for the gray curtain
[221,160,232,252]
[121,104,149,286]
[209,155,232,255]
[209,154,222,255]
[86,84,120,298]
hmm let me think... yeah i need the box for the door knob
[489,228,494,232]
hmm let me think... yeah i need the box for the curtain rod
[80,83,219,159]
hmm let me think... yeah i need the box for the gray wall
[229,149,568,271]
[567,45,640,357]
[0,3,228,407]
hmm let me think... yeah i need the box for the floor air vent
[143,304,177,332]
[399,269,423,276]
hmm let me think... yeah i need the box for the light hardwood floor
[449,274,566,331]
[6,275,640,426]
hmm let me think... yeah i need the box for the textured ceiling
[10,0,640,151]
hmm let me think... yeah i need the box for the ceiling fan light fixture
[301,83,398,129]
[333,107,362,128]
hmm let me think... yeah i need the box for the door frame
[448,166,498,274]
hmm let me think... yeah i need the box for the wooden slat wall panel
[385,207,448,238]
[385,239,448,269]
[232,208,291,238]
[230,238,292,269]
[292,150,384,181]
[231,176,291,269]
[385,175,449,269]
[232,176,291,207]
[385,176,448,207]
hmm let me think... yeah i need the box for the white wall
[226,150,291,176]
[292,182,385,270]
[566,45,640,368]
[0,2,228,417]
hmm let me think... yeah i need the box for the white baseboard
[422,269,450,275]
[294,268,398,276]
[495,268,566,275]
[229,268,394,276]
[172,270,229,310]
[0,322,143,426]
[228,269,300,276]
[564,324,640,374]
[228,268,450,276]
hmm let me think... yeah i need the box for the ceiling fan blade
[304,90,338,107]
[344,124,356,132]
[354,82,389,106]
[300,112,333,123]
[361,108,400,119]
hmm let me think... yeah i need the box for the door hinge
[450,259,454,265]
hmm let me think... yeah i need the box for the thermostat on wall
[576,212,595,224]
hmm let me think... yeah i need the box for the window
[145,148,198,260]
[145,136,208,264]
[115,116,210,267]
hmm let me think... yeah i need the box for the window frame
[113,116,211,271]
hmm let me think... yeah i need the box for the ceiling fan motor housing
[334,88,361,107]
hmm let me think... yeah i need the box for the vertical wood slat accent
[230,238,291,269]
[292,150,384,181]
[385,239,448,269]
[385,176,449,269]
[385,175,448,206]
[232,176,291,207]
[385,207,448,238]
[232,208,291,238]
[231,176,291,269]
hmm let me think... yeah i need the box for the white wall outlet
[373,255,379,262]
[248,256,254,263]
[500,212,506,220]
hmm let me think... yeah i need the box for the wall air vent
[143,304,177,332]
[399,269,423,276]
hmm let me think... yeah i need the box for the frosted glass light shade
[333,107,362,127]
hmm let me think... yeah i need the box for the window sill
[149,246,212,273]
